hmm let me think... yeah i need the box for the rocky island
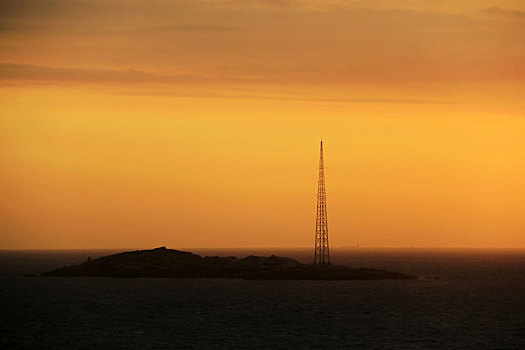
[43,247,416,280]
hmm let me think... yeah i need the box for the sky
[1,0,524,249]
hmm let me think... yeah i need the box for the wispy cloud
[483,7,525,19]
[0,63,230,84]
[149,24,238,33]
[0,20,237,36]
[0,63,455,104]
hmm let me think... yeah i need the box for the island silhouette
[43,247,416,280]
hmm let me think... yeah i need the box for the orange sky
[1,0,524,248]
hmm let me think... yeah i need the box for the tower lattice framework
[314,141,330,264]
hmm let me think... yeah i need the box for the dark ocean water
[1,248,524,349]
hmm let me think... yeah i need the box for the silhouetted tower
[314,141,330,264]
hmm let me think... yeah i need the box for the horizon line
[1,246,525,251]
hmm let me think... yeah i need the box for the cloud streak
[0,63,238,84]
[0,63,456,104]
[483,7,525,19]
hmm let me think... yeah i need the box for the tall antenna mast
[314,140,330,264]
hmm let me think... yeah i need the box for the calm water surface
[1,248,524,349]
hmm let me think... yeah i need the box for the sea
[1,248,524,349]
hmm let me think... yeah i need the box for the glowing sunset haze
[1,0,524,249]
